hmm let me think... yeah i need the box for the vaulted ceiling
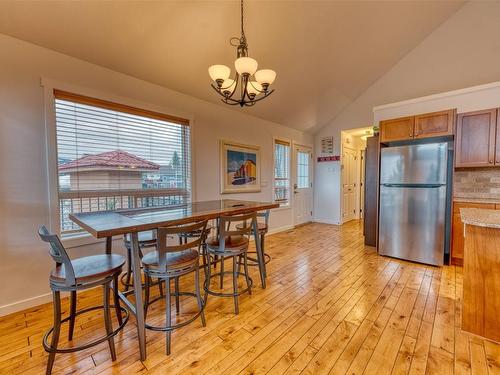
[0,1,464,132]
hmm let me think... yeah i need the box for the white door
[294,146,313,226]
[342,146,357,222]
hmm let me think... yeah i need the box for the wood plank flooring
[1,221,499,374]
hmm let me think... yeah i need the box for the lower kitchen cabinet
[451,201,495,265]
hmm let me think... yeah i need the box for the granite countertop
[454,196,500,205]
[460,208,500,229]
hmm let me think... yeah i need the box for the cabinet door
[496,108,500,164]
[414,109,455,138]
[451,202,495,265]
[455,109,497,168]
[380,116,414,143]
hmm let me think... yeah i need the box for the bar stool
[204,212,255,314]
[142,220,209,355]
[38,226,129,375]
[122,230,163,294]
[236,210,271,269]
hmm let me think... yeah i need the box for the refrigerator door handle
[382,183,444,188]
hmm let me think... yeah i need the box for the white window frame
[41,78,195,248]
[272,137,292,210]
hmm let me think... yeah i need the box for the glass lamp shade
[235,57,258,75]
[255,69,276,85]
[208,65,231,82]
[221,78,236,94]
[247,81,263,96]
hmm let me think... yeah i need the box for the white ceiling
[0,1,464,133]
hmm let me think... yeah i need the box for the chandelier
[208,0,276,107]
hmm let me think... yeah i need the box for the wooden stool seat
[235,222,268,234]
[142,249,198,271]
[50,254,126,284]
[206,235,249,254]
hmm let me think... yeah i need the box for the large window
[54,90,191,236]
[273,139,290,206]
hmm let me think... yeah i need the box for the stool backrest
[156,220,209,269]
[218,212,257,252]
[38,225,76,287]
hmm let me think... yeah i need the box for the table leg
[253,222,266,289]
[130,232,147,360]
[105,236,112,255]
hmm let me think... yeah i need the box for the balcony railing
[59,188,189,236]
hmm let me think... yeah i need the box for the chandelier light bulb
[255,69,276,86]
[246,81,262,96]
[221,78,236,95]
[208,65,231,83]
[235,57,258,76]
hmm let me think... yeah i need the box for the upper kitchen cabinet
[379,116,414,142]
[380,109,455,143]
[414,109,455,138]
[455,108,497,168]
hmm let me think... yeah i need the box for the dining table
[69,199,279,360]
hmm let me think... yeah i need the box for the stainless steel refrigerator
[379,142,449,266]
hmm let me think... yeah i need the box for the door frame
[292,143,313,226]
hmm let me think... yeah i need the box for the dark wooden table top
[69,199,279,238]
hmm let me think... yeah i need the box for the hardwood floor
[1,221,499,374]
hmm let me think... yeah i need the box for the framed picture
[220,140,261,194]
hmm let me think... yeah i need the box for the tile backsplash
[454,168,500,199]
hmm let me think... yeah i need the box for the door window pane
[297,151,310,188]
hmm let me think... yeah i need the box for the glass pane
[297,151,310,188]
[274,142,290,205]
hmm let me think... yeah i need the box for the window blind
[274,139,290,206]
[54,90,191,236]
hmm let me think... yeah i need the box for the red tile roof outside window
[59,150,160,172]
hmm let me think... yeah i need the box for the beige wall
[0,33,312,315]
[314,1,500,225]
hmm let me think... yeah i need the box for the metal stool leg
[165,278,172,355]
[124,246,132,291]
[195,266,206,327]
[158,278,164,297]
[144,276,151,317]
[46,291,61,375]
[112,274,123,326]
[261,234,267,279]
[174,277,180,314]
[232,256,239,314]
[243,252,252,295]
[103,282,117,361]
[220,256,225,289]
[204,252,212,305]
[68,290,77,341]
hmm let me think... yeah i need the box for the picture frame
[220,140,261,194]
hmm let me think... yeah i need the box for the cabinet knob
[489,160,494,164]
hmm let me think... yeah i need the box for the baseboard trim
[0,292,54,317]
[268,224,295,235]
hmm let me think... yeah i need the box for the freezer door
[380,143,447,185]
[379,185,445,266]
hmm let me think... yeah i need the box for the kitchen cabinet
[379,116,414,143]
[414,109,455,138]
[455,108,497,167]
[460,208,500,343]
[451,201,495,265]
[380,109,455,143]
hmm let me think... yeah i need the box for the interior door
[293,146,313,226]
[342,146,357,222]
